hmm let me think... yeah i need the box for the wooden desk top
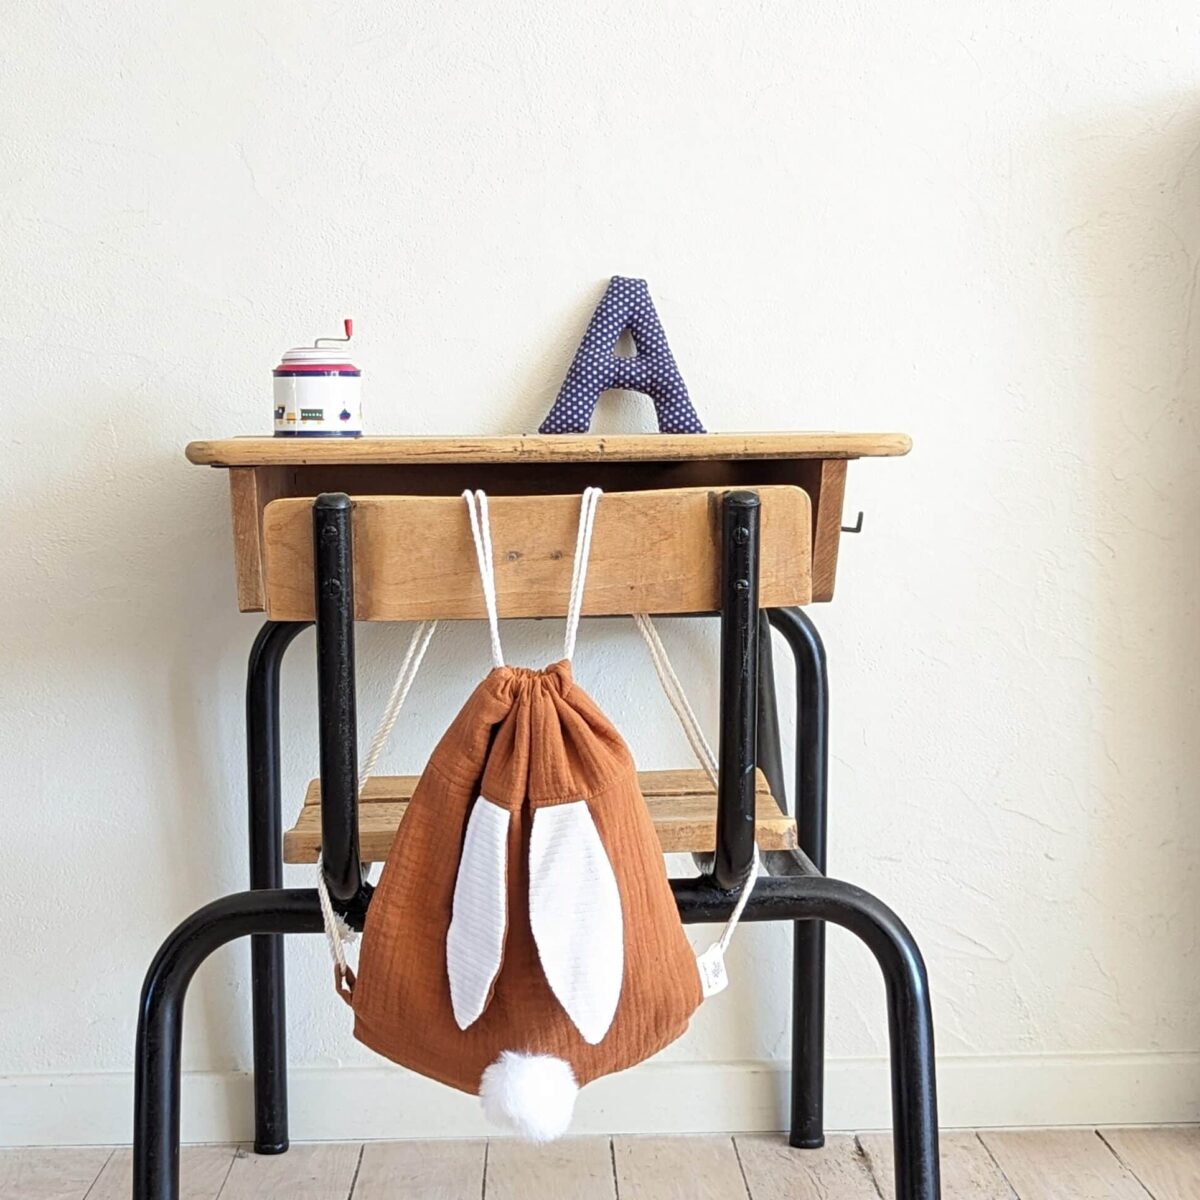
[185,432,912,468]
[190,431,910,610]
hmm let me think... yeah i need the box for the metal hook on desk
[841,511,864,534]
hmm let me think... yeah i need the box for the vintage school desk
[129,433,939,1200]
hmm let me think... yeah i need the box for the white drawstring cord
[633,613,718,789]
[316,491,757,1001]
[358,620,437,789]
[716,849,759,956]
[317,618,438,999]
[321,488,509,993]
[463,489,505,668]
[316,856,356,1001]
[564,487,602,662]
[633,612,761,989]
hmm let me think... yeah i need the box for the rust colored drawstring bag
[315,488,758,1141]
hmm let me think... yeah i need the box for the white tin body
[273,346,362,437]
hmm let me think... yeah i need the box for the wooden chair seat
[282,768,796,863]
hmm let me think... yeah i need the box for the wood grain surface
[187,432,913,467]
[2,1128,1192,1199]
[261,487,812,621]
[284,768,794,862]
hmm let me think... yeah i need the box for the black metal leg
[245,621,309,1155]
[755,612,787,806]
[714,492,761,890]
[313,493,369,909]
[674,875,940,1200]
[767,606,829,1148]
[133,890,324,1200]
[766,609,829,874]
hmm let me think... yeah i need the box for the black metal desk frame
[131,491,941,1200]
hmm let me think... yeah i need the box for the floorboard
[612,1136,748,1200]
[980,1129,1149,1200]
[859,1131,1016,1198]
[735,1134,881,1199]
[1100,1126,1200,1200]
[86,1145,237,1200]
[352,1139,486,1200]
[4,1126,1197,1199]
[216,1143,362,1199]
[0,1147,111,1200]
[485,1137,615,1200]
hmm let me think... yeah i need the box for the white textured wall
[3,1,1200,1144]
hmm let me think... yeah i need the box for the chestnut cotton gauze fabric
[351,659,704,1093]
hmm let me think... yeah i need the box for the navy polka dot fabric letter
[539,276,706,434]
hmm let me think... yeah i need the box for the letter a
[539,276,705,434]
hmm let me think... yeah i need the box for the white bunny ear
[447,797,510,1030]
[528,801,624,1045]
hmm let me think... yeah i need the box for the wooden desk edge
[185,431,913,467]
[194,432,910,611]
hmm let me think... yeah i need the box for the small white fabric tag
[696,944,729,999]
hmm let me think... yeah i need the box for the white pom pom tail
[479,1051,578,1142]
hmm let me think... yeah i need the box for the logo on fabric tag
[696,944,729,998]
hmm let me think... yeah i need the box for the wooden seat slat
[282,768,796,862]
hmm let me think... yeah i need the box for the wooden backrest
[260,486,812,621]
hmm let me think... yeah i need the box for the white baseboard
[3,1053,1199,1147]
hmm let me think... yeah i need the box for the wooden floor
[3,1127,1197,1198]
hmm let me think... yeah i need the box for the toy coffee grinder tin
[273,318,362,436]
